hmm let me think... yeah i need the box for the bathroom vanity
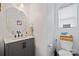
[3,5,35,56]
[4,36,35,56]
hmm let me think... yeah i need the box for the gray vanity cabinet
[24,38,35,56]
[5,38,35,56]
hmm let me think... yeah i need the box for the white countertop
[4,36,34,44]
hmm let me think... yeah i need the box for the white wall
[29,3,55,56]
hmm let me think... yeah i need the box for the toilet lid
[58,49,72,56]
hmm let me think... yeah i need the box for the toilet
[58,35,73,56]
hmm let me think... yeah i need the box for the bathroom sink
[4,36,34,44]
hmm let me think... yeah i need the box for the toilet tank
[60,40,73,51]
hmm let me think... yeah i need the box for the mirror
[6,7,27,37]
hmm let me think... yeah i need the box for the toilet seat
[58,49,73,56]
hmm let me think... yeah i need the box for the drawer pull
[22,42,26,48]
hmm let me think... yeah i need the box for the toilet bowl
[58,49,72,56]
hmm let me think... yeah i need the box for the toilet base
[58,49,73,56]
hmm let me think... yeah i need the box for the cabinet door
[24,38,35,56]
[8,40,25,56]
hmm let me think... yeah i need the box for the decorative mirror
[6,7,27,36]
